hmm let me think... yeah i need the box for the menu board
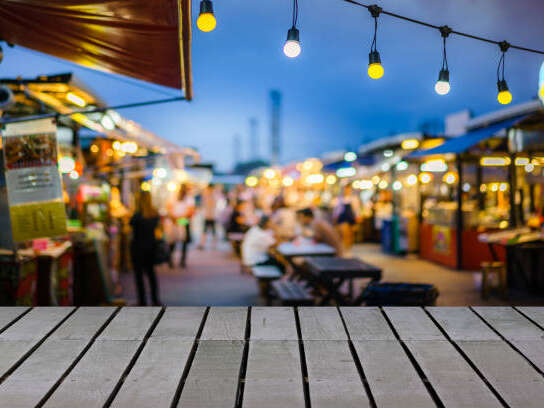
[2,119,67,242]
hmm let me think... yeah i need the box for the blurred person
[242,215,278,267]
[226,200,248,234]
[271,195,297,240]
[332,184,360,253]
[198,183,218,249]
[167,184,195,268]
[296,207,343,256]
[130,191,162,306]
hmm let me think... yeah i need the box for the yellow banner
[9,201,67,242]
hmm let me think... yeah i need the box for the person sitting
[227,200,248,234]
[296,207,344,256]
[242,216,277,267]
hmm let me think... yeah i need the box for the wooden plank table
[1,306,544,407]
[304,257,382,305]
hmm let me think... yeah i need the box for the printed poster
[2,118,67,242]
[432,225,451,255]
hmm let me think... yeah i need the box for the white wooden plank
[251,307,297,340]
[340,307,395,340]
[474,307,544,372]
[243,340,305,408]
[112,338,194,408]
[43,340,141,408]
[298,307,347,340]
[98,306,160,340]
[431,307,544,407]
[457,340,544,408]
[49,307,116,340]
[472,307,544,340]
[517,307,544,328]
[0,307,115,408]
[427,307,499,341]
[0,307,28,331]
[177,340,244,408]
[150,307,205,339]
[353,340,435,408]
[0,307,74,341]
[200,307,247,340]
[405,340,502,408]
[0,307,74,377]
[304,341,370,408]
[384,307,443,340]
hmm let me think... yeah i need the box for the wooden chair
[271,280,314,306]
[481,261,507,299]
[251,265,282,305]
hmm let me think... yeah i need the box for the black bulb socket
[497,79,509,92]
[199,0,214,15]
[438,69,449,82]
[286,27,300,42]
[369,50,381,65]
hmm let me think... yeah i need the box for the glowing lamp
[434,69,450,95]
[66,92,86,107]
[497,80,512,105]
[344,152,357,162]
[368,51,384,79]
[140,181,151,192]
[197,0,216,32]
[419,172,432,184]
[245,176,258,187]
[282,176,294,187]
[283,27,301,58]
[406,174,418,186]
[392,181,402,191]
[401,139,419,150]
[326,175,337,185]
[480,157,510,166]
[59,156,76,173]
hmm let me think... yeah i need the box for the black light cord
[292,0,299,28]
[439,26,451,72]
[371,16,378,52]
[497,41,510,82]
[442,36,448,71]
[344,0,544,56]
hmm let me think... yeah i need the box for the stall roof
[408,116,525,158]
[0,0,192,99]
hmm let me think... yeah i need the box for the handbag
[153,238,170,265]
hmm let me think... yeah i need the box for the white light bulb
[283,40,301,58]
[435,80,450,95]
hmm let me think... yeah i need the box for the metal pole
[508,152,517,227]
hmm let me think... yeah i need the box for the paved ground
[120,241,544,306]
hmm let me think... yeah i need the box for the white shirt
[242,226,275,266]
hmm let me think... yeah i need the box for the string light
[496,41,512,105]
[197,0,216,32]
[284,0,301,58]
[435,26,452,95]
[367,5,384,79]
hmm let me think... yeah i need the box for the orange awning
[0,0,192,99]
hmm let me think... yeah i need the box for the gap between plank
[35,306,122,408]
[0,306,79,385]
[470,307,544,376]
[422,308,510,408]
[234,306,251,408]
[336,307,378,408]
[169,306,210,408]
[514,307,544,332]
[378,308,444,408]
[103,307,167,407]
[0,307,32,335]
[294,307,312,408]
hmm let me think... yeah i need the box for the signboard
[2,119,67,242]
[432,225,451,255]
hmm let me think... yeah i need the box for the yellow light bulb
[197,13,216,32]
[497,90,512,105]
[368,63,384,79]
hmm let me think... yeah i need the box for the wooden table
[1,306,544,407]
[304,257,382,305]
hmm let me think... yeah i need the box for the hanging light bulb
[367,5,384,79]
[496,41,512,105]
[283,0,301,58]
[283,27,301,58]
[197,0,216,32]
[435,26,452,95]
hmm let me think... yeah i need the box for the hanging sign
[2,118,67,242]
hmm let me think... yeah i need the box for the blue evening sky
[1,0,543,171]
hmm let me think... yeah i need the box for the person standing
[168,184,195,268]
[130,191,162,306]
[332,184,360,254]
[199,183,218,249]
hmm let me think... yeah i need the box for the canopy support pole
[456,154,464,270]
